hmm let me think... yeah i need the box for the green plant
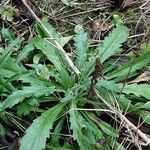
[0,20,150,150]
[0,5,16,21]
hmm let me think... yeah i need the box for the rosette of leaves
[0,20,150,150]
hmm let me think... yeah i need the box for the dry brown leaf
[92,19,108,32]
[128,71,150,83]
[91,19,108,41]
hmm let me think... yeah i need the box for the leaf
[70,100,97,150]
[139,111,150,125]
[0,38,23,68]
[0,77,16,93]
[2,85,58,109]
[86,113,118,138]
[33,53,43,64]
[36,21,72,47]
[57,68,74,89]
[27,64,51,80]
[0,123,6,137]
[113,14,123,27]
[16,42,34,63]
[59,36,72,47]
[122,84,150,99]
[96,79,119,92]
[74,25,88,71]
[20,103,65,150]
[0,57,25,78]
[79,57,95,81]
[34,38,63,72]
[141,102,150,110]
[82,112,103,140]
[1,28,15,41]
[50,117,65,146]
[61,89,74,102]
[119,95,133,111]
[108,44,150,81]
[97,25,129,63]
[98,121,118,137]
[19,72,54,86]
[17,98,39,116]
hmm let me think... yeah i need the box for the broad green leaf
[58,36,72,47]
[0,77,15,93]
[119,95,133,111]
[57,68,74,89]
[34,38,63,71]
[20,103,65,150]
[96,79,119,92]
[82,112,103,140]
[0,57,25,78]
[141,102,150,110]
[17,98,39,116]
[108,44,150,81]
[74,25,88,71]
[122,84,150,99]
[19,72,55,86]
[79,57,95,82]
[27,64,51,80]
[70,100,97,150]
[86,113,118,138]
[61,89,74,102]
[36,21,72,47]
[97,25,129,63]
[2,85,58,109]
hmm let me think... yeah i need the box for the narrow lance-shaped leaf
[108,44,150,81]
[97,25,129,63]
[0,57,26,78]
[19,72,54,86]
[0,77,15,93]
[2,85,59,109]
[36,21,72,47]
[121,84,150,100]
[16,42,34,63]
[50,117,65,146]
[33,38,63,72]
[0,38,23,67]
[70,100,97,150]
[20,103,65,150]
[74,25,88,71]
